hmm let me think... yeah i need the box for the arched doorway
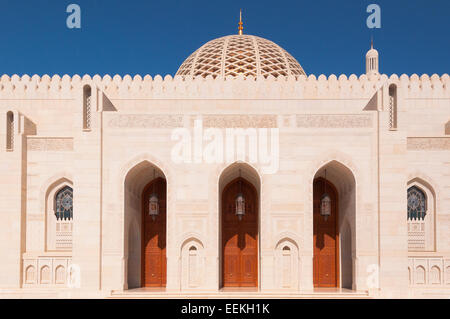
[124,161,166,289]
[312,160,356,289]
[313,177,339,287]
[220,164,259,288]
[141,177,166,287]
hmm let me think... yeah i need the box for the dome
[366,47,378,58]
[176,34,306,79]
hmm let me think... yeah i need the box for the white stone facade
[0,36,449,298]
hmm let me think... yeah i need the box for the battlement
[0,73,448,100]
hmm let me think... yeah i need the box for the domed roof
[366,40,379,58]
[366,47,378,58]
[176,34,306,79]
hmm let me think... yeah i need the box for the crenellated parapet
[0,73,448,100]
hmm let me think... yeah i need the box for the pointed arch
[180,237,205,289]
[274,236,299,290]
[407,177,436,251]
[312,160,357,289]
[218,162,261,288]
[123,159,167,289]
[44,177,73,251]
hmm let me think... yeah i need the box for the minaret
[366,38,379,77]
[238,9,243,35]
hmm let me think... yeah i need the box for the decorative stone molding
[296,114,372,128]
[408,257,450,286]
[407,137,450,150]
[0,73,447,100]
[107,113,373,130]
[201,115,277,128]
[27,137,73,151]
[23,256,72,287]
[107,114,183,128]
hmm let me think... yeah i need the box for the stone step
[108,290,371,299]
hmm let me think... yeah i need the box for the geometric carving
[408,221,425,250]
[56,221,73,250]
[407,137,450,150]
[201,115,277,128]
[106,114,377,130]
[296,114,372,128]
[107,114,183,128]
[176,35,305,79]
[27,138,73,151]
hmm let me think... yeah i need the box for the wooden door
[141,177,166,287]
[313,178,339,287]
[222,177,258,287]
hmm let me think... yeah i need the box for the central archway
[312,160,356,289]
[124,161,167,288]
[141,177,166,287]
[313,177,339,287]
[219,163,260,288]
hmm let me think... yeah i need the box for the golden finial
[238,9,243,35]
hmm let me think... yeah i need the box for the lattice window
[6,111,14,151]
[54,186,73,250]
[56,186,73,220]
[408,186,427,221]
[407,186,427,251]
[83,85,92,130]
[389,84,397,129]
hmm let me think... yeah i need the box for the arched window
[55,186,73,220]
[6,111,14,151]
[388,84,397,129]
[48,185,73,251]
[83,85,92,130]
[407,186,427,221]
[407,182,435,251]
[408,186,427,220]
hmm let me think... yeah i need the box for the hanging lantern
[320,169,331,221]
[235,169,245,221]
[320,194,331,221]
[149,193,159,221]
[236,193,245,221]
[148,169,159,221]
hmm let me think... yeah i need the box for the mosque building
[0,14,449,298]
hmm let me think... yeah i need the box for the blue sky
[0,0,448,77]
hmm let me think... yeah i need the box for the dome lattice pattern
[176,35,306,79]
